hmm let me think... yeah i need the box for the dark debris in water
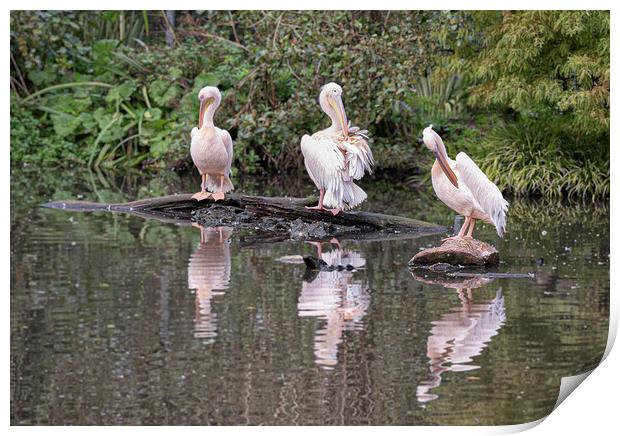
[302,256,358,271]
[191,204,360,239]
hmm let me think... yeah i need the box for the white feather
[455,152,509,237]
[340,140,374,180]
[301,134,367,210]
[219,128,234,177]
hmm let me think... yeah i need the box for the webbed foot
[212,192,225,201]
[192,191,211,201]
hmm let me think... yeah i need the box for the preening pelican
[422,125,508,240]
[297,242,370,368]
[301,83,374,215]
[190,86,234,201]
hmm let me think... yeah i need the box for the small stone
[409,238,499,267]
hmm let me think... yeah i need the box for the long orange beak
[332,94,349,139]
[198,99,206,129]
[435,149,459,188]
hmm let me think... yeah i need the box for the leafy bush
[11,11,452,174]
[475,117,609,201]
[9,10,609,200]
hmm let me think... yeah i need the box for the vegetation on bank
[10,11,609,201]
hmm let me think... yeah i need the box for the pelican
[416,288,506,403]
[187,225,232,340]
[301,82,374,215]
[190,86,234,201]
[297,242,370,368]
[422,125,508,240]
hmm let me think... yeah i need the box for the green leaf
[47,95,92,115]
[148,132,172,157]
[148,79,181,107]
[143,108,163,121]
[192,72,222,94]
[27,67,56,87]
[51,113,81,138]
[105,82,136,102]
[169,66,184,80]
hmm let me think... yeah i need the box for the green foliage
[475,117,609,201]
[432,10,609,200]
[10,11,447,173]
[411,71,466,127]
[9,10,609,200]
[466,11,609,136]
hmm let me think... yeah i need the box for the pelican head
[423,125,459,188]
[198,86,222,129]
[319,82,349,139]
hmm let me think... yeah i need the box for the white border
[4,2,617,433]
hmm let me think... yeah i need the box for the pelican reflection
[412,271,506,403]
[298,242,371,368]
[188,225,232,341]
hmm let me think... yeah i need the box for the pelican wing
[219,129,234,176]
[455,152,509,237]
[301,134,346,192]
[340,138,374,180]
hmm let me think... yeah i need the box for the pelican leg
[465,219,476,239]
[330,238,341,249]
[304,189,342,215]
[305,241,323,258]
[212,175,226,201]
[442,216,470,241]
[305,189,326,210]
[192,174,212,201]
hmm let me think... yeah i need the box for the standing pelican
[422,125,508,240]
[190,86,234,201]
[301,82,374,215]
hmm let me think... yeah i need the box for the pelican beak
[435,148,459,188]
[331,94,349,140]
[198,98,213,129]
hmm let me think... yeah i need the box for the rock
[409,238,499,267]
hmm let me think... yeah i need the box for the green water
[10,169,609,425]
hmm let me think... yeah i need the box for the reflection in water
[298,242,371,368]
[412,272,506,403]
[187,225,232,340]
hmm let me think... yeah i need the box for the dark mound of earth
[191,204,360,239]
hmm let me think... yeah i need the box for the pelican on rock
[190,86,234,201]
[301,82,374,215]
[422,125,508,240]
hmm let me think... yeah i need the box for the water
[10,169,609,425]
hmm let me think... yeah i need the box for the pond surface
[10,169,609,425]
